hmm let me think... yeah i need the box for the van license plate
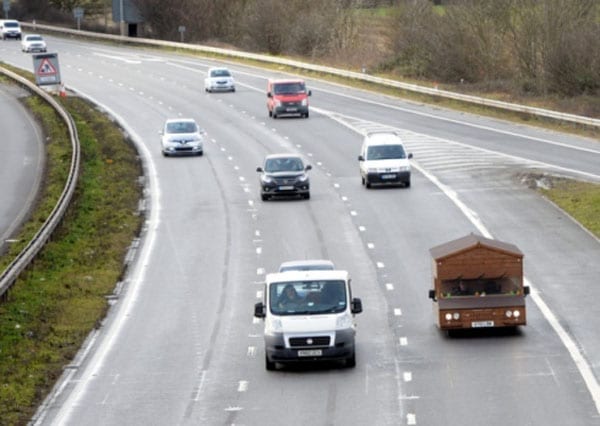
[286,107,298,112]
[381,174,396,179]
[298,349,322,357]
[471,321,494,328]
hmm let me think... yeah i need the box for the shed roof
[430,233,523,261]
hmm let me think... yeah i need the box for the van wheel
[405,180,411,188]
[304,112,309,118]
[346,352,356,368]
[266,355,276,371]
[268,110,272,118]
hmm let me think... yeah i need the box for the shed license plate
[471,321,494,328]
[381,174,396,180]
[297,349,322,357]
[278,185,294,190]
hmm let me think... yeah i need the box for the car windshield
[273,82,305,94]
[166,121,197,134]
[264,157,304,172]
[367,144,406,160]
[270,280,346,315]
[27,36,43,41]
[210,69,231,77]
[5,22,18,28]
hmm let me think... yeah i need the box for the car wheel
[273,112,277,119]
[231,88,236,92]
[346,352,356,368]
[198,151,203,156]
[361,176,365,186]
[405,180,410,188]
[162,152,168,157]
[261,194,269,201]
[303,192,310,200]
[265,355,276,371]
[365,180,371,189]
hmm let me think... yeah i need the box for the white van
[0,20,22,40]
[254,270,362,370]
[358,131,413,188]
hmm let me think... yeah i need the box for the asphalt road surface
[2,35,600,426]
[0,82,44,253]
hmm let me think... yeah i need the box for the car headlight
[297,174,309,182]
[336,313,353,329]
[400,165,410,172]
[367,168,377,173]
[261,175,273,184]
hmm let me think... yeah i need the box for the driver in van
[277,284,302,308]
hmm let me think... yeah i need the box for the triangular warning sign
[37,58,57,75]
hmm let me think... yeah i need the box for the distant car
[358,131,413,188]
[0,19,22,40]
[278,259,335,272]
[160,118,204,156]
[204,67,235,93]
[257,154,311,201]
[21,34,46,52]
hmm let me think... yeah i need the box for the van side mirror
[267,92,272,98]
[256,167,263,173]
[254,302,266,318]
[358,155,364,161]
[428,289,437,301]
[308,90,312,96]
[523,286,530,296]
[408,153,413,159]
[351,298,363,314]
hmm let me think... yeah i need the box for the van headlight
[267,318,283,334]
[336,313,353,329]
[301,98,308,106]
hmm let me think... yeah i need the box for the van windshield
[270,280,346,315]
[5,22,19,28]
[367,144,406,160]
[273,82,305,95]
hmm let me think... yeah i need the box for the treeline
[14,0,600,98]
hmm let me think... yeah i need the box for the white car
[358,132,413,188]
[160,118,204,156]
[204,67,235,93]
[21,34,47,53]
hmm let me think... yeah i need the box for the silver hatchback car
[160,118,204,157]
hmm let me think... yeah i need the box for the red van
[267,79,311,118]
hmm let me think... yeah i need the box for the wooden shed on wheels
[428,233,530,331]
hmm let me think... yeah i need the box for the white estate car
[21,34,47,52]
[358,132,413,188]
[204,67,235,93]
[160,118,204,156]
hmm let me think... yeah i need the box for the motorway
[0,81,44,253]
[2,35,600,425]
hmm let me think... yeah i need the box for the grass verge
[0,90,143,424]
[539,179,600,239]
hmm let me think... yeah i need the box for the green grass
[0,91,143,425]
[540,180,600,239]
